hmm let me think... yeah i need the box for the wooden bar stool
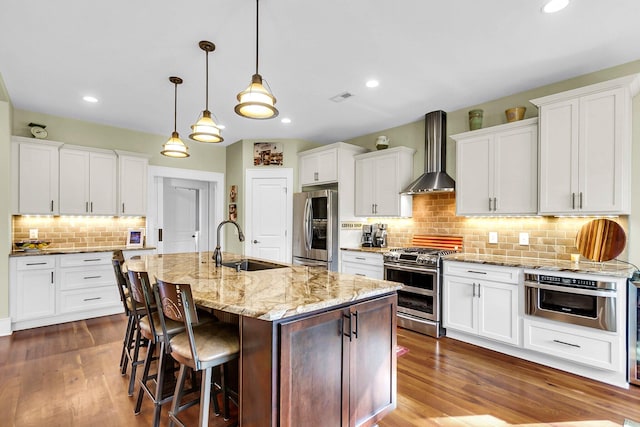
[155,278,239,427]
[111,255,138,377]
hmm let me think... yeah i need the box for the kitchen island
[124,252,401,427]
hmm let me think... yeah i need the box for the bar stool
[119,262,150,396]
[155,278,239,427]
[128,270,216,427]
[111,255,138,377]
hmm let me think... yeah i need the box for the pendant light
[234,0,279,119]
[189,41,223,143]
[161,76,190,158]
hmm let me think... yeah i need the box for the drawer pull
[83,276,102,280]
[26,262,47,266]
[355,257,366,261]
[355,273,366,276]
[83,259,102,262]
[83,297,102,302]
[552,339,581,348]
[467,270,487,275]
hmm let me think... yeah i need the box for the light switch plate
[29,229,38,239]
[519,232,529,246]
[488,232,498,244]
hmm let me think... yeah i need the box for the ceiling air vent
[329,91,354,103]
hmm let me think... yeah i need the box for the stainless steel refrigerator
[293,189,338,271]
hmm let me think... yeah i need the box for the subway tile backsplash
[383,193,628,261]
[12,216,146,249]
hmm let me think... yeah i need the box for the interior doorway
[161,178,209,254]
[147,166,224,254]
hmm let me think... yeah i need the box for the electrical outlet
[29,229,38,239]
[488,232,498,244]
[519,232,529,246]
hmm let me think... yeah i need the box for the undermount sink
[221,259,288,272]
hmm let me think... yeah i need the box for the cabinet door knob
[253,240,260,244]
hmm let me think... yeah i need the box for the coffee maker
[361,224,374,247]
[373,223,388,248]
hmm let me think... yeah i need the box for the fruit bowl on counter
[14,240,52,252]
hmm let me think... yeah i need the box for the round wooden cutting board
[575,219,626,262]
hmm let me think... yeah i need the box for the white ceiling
[1,0,640,146]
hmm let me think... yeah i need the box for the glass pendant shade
[190,110,223,142]
[235,73,278,119]
[161,131,189,158]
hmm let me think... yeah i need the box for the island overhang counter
[124,252,401,427]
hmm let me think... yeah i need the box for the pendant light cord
[173,81,178,132]
[205,49,209,110]
[255,0,260,74]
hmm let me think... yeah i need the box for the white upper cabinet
[116,151,149,216]
[14,138,63,215]
[354,146,415,217]
[59,147,117,215]
[453,118,538,216]
[298,146,339,186]
[532,74,640,215]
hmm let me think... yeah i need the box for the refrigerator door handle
[304,197,312,251]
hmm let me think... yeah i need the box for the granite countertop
[444,253,637,279]
[124,252,402,321]
[10,245,156,257]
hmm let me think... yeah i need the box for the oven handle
[524,281,617,298]
[399,285,435,297]
[384,263,437,274]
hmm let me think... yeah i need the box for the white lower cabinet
[10,252,122,331]
[523,317,621,372]
[340,250,383,280]
[443,261,520,346]
[14,256,56,321]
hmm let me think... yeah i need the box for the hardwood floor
[2,315,640,426]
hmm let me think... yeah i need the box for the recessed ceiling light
[366,80,379,88]
[83,95,98,103]
[281,118,291,124]
[542,0,569,13]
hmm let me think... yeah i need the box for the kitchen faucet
[213,220,245,267]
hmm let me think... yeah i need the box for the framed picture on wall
[126,228,145,248]
[229,204,237,221]
[253,142,283,166]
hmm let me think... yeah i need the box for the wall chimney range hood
[401,110,455,194]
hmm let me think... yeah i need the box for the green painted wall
[0,101,11,319]
[12,109,226,172]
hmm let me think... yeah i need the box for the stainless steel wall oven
[525,272,617,332]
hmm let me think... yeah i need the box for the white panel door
[59,149,91,214]
[443,276,477,335]
[477,281,519,345]
[18,142,59,214]
[162,180,198,254]
[245,169,293,263]
[248,177,288,262]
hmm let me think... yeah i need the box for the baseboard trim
[0,317,12,336]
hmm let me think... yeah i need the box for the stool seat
[170,324,239,367]
[139,312,183,339]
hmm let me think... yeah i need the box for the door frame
[245,168,294,262]
[147,166,224,253]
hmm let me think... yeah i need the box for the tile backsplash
[382,193,629,261]
[12,216,147,249]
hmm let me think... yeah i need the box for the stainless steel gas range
[384,247,456,338]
